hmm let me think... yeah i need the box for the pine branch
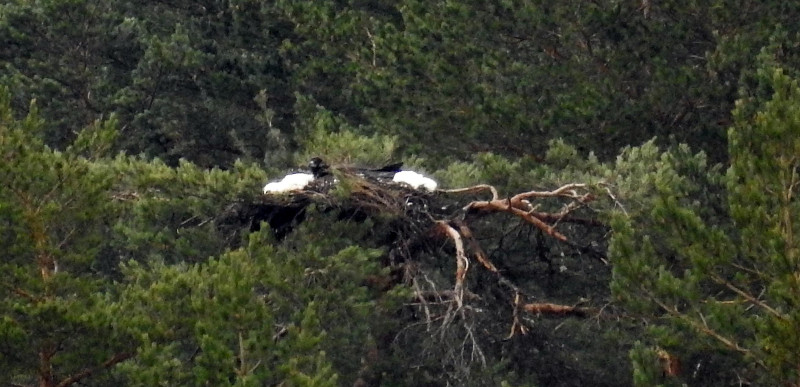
[3,283,42,303]
[55,352,134,387]
[709,273,786,320]
[649,294,758,362]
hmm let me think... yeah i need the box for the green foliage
[5,0,800,385]
[0,87,129,385]
[610,66,800,385]
[0,90,390,385]
[111,229,338,386]
[1,0,295,167]
[294,96,399,166]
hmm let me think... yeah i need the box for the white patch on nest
[263,173,315,193]
[392,170,438,191]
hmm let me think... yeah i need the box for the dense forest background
[3,1,800,386]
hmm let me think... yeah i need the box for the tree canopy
[2,1,800,386]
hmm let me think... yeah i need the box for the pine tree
[0,88,132,386]
[610,65,800,386]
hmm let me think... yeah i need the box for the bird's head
[308,157,330,178]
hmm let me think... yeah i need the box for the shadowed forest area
[2,1,800,386]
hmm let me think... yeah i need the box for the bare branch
[465,199,568,241]
[442,184,499,201]
[522,302,592,317]
[599,183,628,216]
[454,221,498,273]
[414,290,481,303]
[506,292,529,339]
[436,221,469,308]
[512,183,589,201]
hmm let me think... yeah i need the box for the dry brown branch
[506,292,529,339]
[436,221,469,308]
[461,183,601,241]
[110,191,140,201]
[412,277,434,331]
[512,183,589,201]
[442,184,499,200]
[454,220,498,273]
[522,302,591,317]
[465,200,568,241]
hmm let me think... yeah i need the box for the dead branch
[465,199,568,241]
[436,221,469,308]
[459,183,601,242]
[442,184,499,201]
[512,183,589,201]
[522,302,592,317]
[415,290,481,303]
[454,220,498,273]
[506,292,529,339]
[599,183,628,216]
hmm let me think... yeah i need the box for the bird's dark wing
[371,162,404,173]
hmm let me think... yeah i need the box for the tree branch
[709,273,786,320]
[649,295,756,359]
[465,199,568,241]
[56,352,134,387]
[435,221,469,308]
[454,220,498,273]
[3,283,42,303]
[522,302,592,317]
[442,184,499,201]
